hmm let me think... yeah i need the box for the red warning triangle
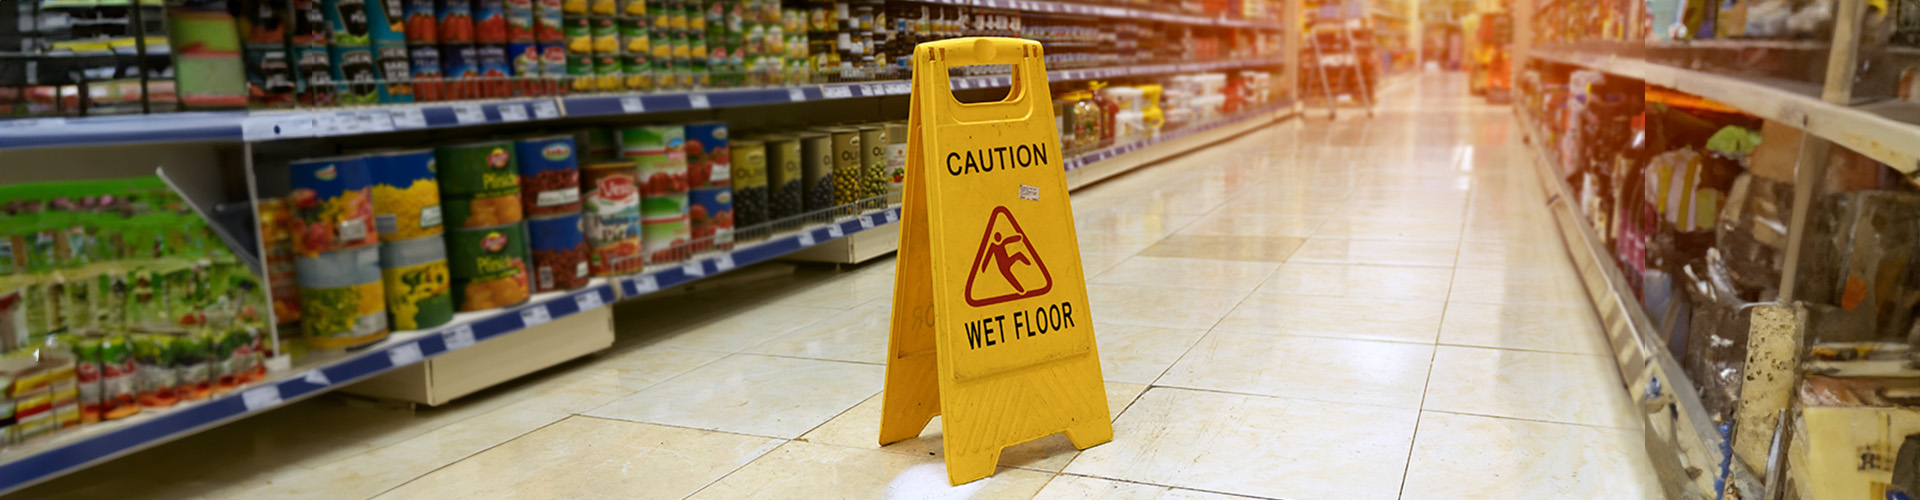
[965,206,1054,307]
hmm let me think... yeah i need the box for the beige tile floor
[9,74,1661,499]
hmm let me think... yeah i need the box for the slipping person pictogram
[964,206,1052,306]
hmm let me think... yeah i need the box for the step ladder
[1307,18,1374,119]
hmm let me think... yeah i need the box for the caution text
[946,143,1050,176]
[963,301,1077,350]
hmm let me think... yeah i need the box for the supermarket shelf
[616,208,902,297]
[905,0,1287,31]
[0,281,618,495]
[1517,112,1764,499]
[1530,43,1920,176]
[1063,99,1295,173]
[0,58,1286,150]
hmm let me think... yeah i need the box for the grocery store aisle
[10,73,1660,500]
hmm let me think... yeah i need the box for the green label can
[446,222,530,311]
[435,141,521,198]
[379,235,453,331]
[857,125,885,207]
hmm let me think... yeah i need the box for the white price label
[798,231,815,246]
[688,94,710,109]
[323,113,360,135]
[955,79,971,89]
[360,111,395,132]
[241,385,283,411]
[390,108,428,129]
[242,115,315,141]
[302,370,331,386]
[453,104,487,124]
[442,324,476,351]
[827,224,845,238]
[388,343,424,366]
[822,86,854,99]
[886,82,910,95]
[498,104,529,122]
[715,254,735,271]
[884,210,897,222]
[520,305,552,326]
[682,260,706,277]
[620,96,645,113]
[859,216,874,229]
[632,275,660,293]
[575,291,604,310]
[531,101,561,119]
[788,88,807,102]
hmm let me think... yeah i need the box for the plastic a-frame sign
[879,37,1111,486]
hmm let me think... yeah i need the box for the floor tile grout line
[364,414,574,499]
[1398,140,1478,500]
[1417,408,1646,431]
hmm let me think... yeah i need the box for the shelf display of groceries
[0,0,1286,119]
[1053,69,1276,156]
[0,178,276,448]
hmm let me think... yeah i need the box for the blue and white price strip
[241,385,283,411]
[453,104,487,124]
[822,86,854,99]
[827,224,845,238]
[789,88,807,102]
[532,101,561,119]
[242,115,316,140]
[683,260,706,277]
[391,108,428,129]
[714,254,735,271]
[441,324,476,351]
[633,275,660,293]
[520,305,552,327]
[575,291,604,311]
[498,104,529,122]
[884,210,898,223]
[302,370,331,386]
[621,97,645,113]
[798,231,816,246]
[860,216,874,229]
[688,94,711,109]
[388,343,424,366]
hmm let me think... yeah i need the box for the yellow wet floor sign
[879,37,1111,486]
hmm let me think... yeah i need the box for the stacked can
[686,123,733,251]
[436,141,532,311]
[587,0,624,91]
[288,156,390,350]
[618,0,651,91]
[439,0,479,99]
[504,0,541,95]
[516,136,590,293]
[730,139,768,234]
[826,127,860,205]
[782,5,809,84]
[535,0,569,93]
[687,0,708,87]
[708,0,743,87]
[241,1,296,108]
[257,198,301,325]
[857,124,885,209]
[581,160,644,275]
[806,0,839,81]
[765,135,804,221]
[322,0,396,104]
[582,127,621,159]
[402,0,444,101]
[562,0,594,91]
[620,125,690,263]
[292,0,337,106]
[884,121,907,204]
[798,131,833,212]
[367,149,455,332]
[646,0,674,90]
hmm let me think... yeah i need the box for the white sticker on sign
[390,108,428,129]
[442,324,476,351]
[361,111,396,132]
[575,291,604,310]
[715,254,735,271]
[827,224,845,238]
[885,210,898,222]
[532,101,561,119]
[788,88,807,102]
[633,275,660,293]
[241,385,283,411]
[1019,184,1039,201]
[688,94,711,109]
[521,305,552,326]
[498,104,529,122]
[620,96,645,113]
[388,343,424,366]
[822,86,854,99]
[860,216,874,229]
[302,369,331,386]
[683,260,706,277]
[798,231,815,246]
[453,104,487,124]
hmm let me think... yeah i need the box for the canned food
[580,161,643,275]
[436,0,475,43]
[403,0,438,43]
[441,43,479,100]
[447,223,531,311]
[477,43,512,98]
[622,53,652,91]
[535,0,565,42]
[564,14,593,53]
[289,155,380,256]
[366,149,444,241]
[323,0,375,46]
[379,235,454,330]
[540,43,569,77]
[858,125,885,208]
[409,44,444,101]
[244,43,296,108]
[828,127,860,205]
[620,126,689,261]
[509,41,543,92]
[765,135,803,221]
[329,44,382,105]
[295,245,390,349]
[436,141,524,227]
[590,16,618,53]
[516,135,582,217]
[527,213,590,292]
[258,198,302,324]
[684,122,730,189]
[506,0,536,42]
[798,132,833,212]
[580,127,619,160]
[593,53,623,91]
[730,140,768,230]
[474,0,508,43]
[689,187,732,252]
[131,333,179,408]
[374,42,415,103]
[885,121,906,203]
[589,0,616,15]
